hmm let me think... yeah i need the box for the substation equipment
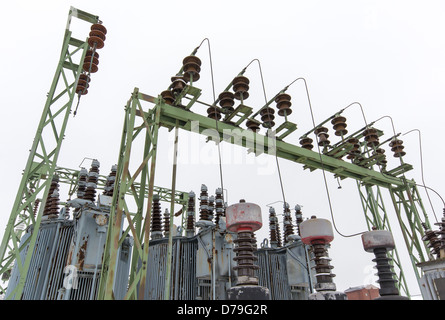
[0,7,444,300]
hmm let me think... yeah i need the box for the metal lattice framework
[95,79,433,299]
[0,7,435,300]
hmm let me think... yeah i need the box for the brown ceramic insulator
[161,90,175,105]
[422,223,442,258]
[215,188,224,225]
[311,240,335,285]
[373,148,388,167]
[207,107,222,120]
[186,192,196,232]
[269,207,281,247]
[33,199,40,217]
[103,165,117,196]
[76,73,91,95]
[199,185,211,222]
[315,126,330,147]
[233,231,259,283]
[163,209,170,237]
[246,120,260,133]
[218,91,235,112]
[83,54,99,73]
[389,139,406,158]
[182,56,201,82]
[170,76,187,94]
[232,76,250,100]
[346,138,360,159]
[275,93,292,117]
[76,169,88,199]
[43,176,60,216]
[363,128,379,148]
[151,195,163,234]
[88,24,107,49]
[83,161,100,202]
[283,204,294,243]
[260,107,275,128]
[331,116,348,136]
[300,137,314,150]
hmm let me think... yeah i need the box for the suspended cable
[298,78,366,238]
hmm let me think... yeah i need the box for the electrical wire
[299,78,367,238]
[196,38,226,207]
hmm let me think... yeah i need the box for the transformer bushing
[225,200,271,300]
[361,229,409,300]
[197,184,213,228]
[103,164,117,197]
[186,191,196,237]
[283,202,295,244]
[43,175,60,217]
[300,216,347,300]
[295,204,303,236]
[269,207,280,248]
[163,208,170,238]
[214,188,224,225]
[83,159,100,203]
[76,168,88,199]
[151,194,163,240]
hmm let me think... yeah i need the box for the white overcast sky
[1,0,445,299]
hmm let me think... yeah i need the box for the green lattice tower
[0,7,101,299]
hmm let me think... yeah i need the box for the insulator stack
[208,195,215,223]
[151,194,163,240]
[389,139,406,158]
[163,209,170,238]
[275,93,292,117]
[76,168,88,199]
[83,49,99,73]
[207,106,222,120]
[346,138,360,160]
[233,231,259,284]
[33,199,40,217]
[182,56,201,83]
[215,188,224,225]
[161,90,175,105]
[88,23,107,50]
[246,119,261,133]
[363,127,379,148]
[314,127,330,147]
[283,202,294,244]
[103,164,117,196]
[232,76,250,101]
[362,229,409,299]
[435,211,445,255]
[300,217,338,294]
[83,159,100,203]
[373,148,388,168]
[186,191,196,236]
[269,207,281,248]
[226,200,262,286]
[295,204,303,236]
[76,73,91,96]
[199,184,211,222]
[299,137,314,150]
[260,107,275,129]
[170,76,187,95]
[218,91,235,113]
[43,175,60,217]
[422,223,443,258]
[331,116,348,136]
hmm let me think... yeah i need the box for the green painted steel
[0,7,100,299]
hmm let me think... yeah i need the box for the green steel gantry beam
[0,7,101,299]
